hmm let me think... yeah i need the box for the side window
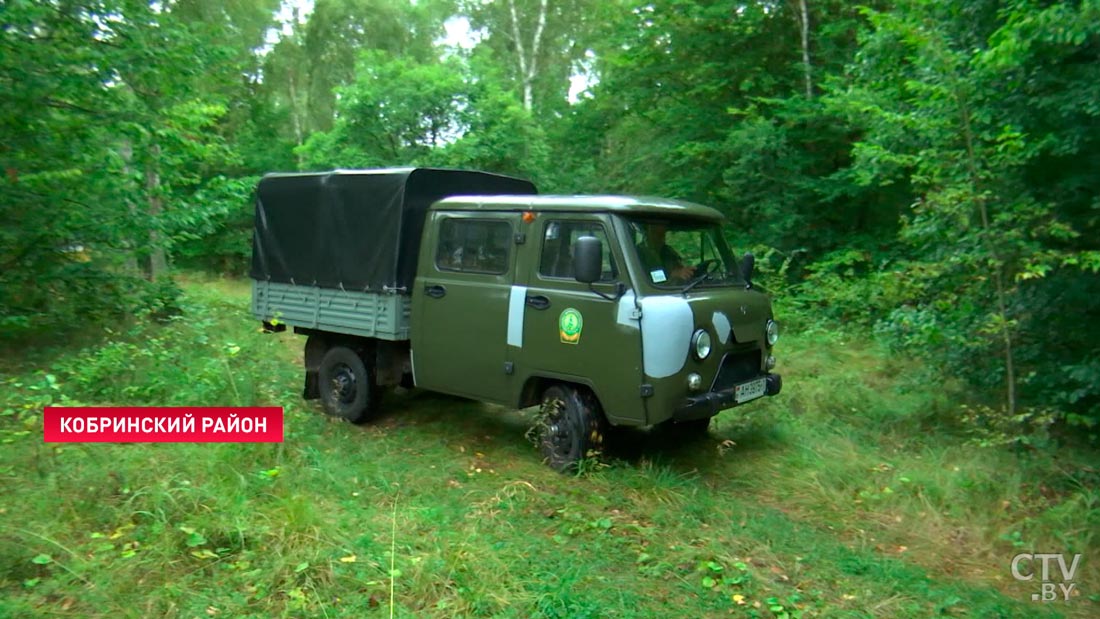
[539,220,618,281]
[435,219,512,274]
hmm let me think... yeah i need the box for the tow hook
[766,374,782,396]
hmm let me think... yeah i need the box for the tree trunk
[798,0,813,98]
[958,96,1017,416]
[143,142,168,281]
[506,0,548,111]
[119,139,141,276]
[288,70,305,168]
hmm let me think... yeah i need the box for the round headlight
[691,329,712,360]
[766,319,779,346]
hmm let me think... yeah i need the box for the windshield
[626,217,745,289]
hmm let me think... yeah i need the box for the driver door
[511,216,645,424]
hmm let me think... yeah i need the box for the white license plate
[734,378,766,404]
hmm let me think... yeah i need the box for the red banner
[43,407,284,443]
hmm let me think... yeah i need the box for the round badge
[558,308,583,344]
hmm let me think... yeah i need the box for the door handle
[526,294,550,310]
[424,284,446,299]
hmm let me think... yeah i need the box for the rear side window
[539,220,618,281]
[435,219,512,274]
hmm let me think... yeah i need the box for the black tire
[536,384,606,472]
[318,345,380,424]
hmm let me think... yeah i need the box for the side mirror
[740,252,755,287]
[573,236,602,284]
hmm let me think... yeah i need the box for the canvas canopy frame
[249,168,537,292]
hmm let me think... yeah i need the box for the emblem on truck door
[559,308,583,344]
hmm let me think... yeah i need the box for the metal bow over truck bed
[249,168,537,340]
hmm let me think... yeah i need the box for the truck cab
[251,169,781,470]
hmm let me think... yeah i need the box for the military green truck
[250,167,781,470]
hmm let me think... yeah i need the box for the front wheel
[535,384,606,472]
[318,345,381,424]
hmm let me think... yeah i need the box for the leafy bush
[49,291,287,408]
[0,264,183,344]
[170,176,259,276]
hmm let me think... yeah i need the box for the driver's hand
[674,265,695,280]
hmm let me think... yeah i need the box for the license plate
[734,378,766,404]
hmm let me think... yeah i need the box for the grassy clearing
[1,276,1095,618]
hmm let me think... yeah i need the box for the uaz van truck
[251,168,781,470]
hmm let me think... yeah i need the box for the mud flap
[304,371,319,400]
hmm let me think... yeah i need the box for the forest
[2,1,1098,617]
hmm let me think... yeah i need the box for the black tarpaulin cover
[250,168,537,291]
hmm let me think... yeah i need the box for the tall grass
[0,276,1094,617]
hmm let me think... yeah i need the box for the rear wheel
[536,384,606,472]
[318,345,380,423]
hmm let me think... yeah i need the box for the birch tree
[463,0,601,114]
[796,0,812,97]
[506,0,549,111]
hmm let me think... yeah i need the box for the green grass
[1,275,1096,618]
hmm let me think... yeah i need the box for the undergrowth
[0,276,1095,618]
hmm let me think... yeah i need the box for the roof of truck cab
[432,194,724,222]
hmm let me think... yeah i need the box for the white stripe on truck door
[507,285,526,347]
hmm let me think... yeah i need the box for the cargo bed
[251,280,412,340]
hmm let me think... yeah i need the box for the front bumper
[673,373,782,421]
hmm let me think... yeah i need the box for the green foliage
[823,0,1100,436]
[0,0,274,336]
[172,176,261,274]
[51,295,276,408]
[5,0,1100,614]
[2,280,1090,618]
[299,51,467,168]
[434,51,553,180]
[0,270,182,344]
[719,96,905,255]
[297,0,445,133]
[461,0,606,115]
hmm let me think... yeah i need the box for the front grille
[711,350,761,392]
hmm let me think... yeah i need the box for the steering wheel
[694,259,720,276]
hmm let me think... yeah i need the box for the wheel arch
[299,328,398,399]
[517,374,611,422]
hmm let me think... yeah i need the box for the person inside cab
[637,222,695,283]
